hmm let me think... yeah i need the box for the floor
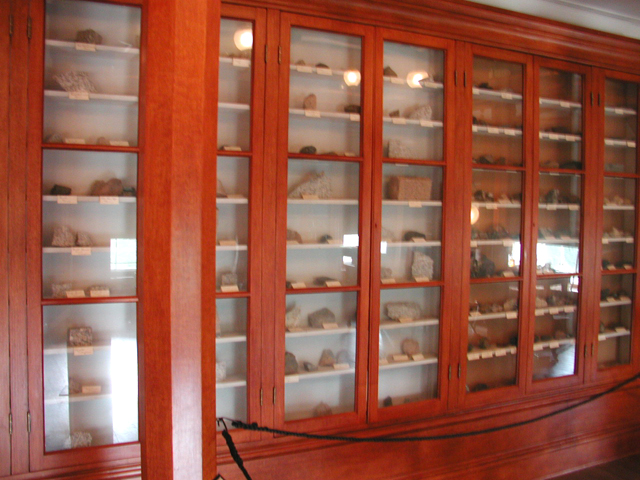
[550,454,640,479]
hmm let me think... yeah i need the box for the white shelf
[468,310,518,322]
[472,125,522,137]
[473,88,522,102]
[216,333,247,344]
[286,242,358,250]
[383,240,441,248]
[599,299,632,308]
[217,197,248,205]
[43,344,111,355]
[602,237,634,244]
[382,200,442,207]
[604,138,636,148]
[285,326,355,338]
[379,355,438,371]
[539,97,581,109]
[284,366,355,383]
[538,237,579,244]
[45,39,140,55]
[289,108,360,122]
[383,117,444,129]
[380,318,439,330]
[384,76,444,90]
[533,338,575,351]
[604,106,637,116]
[472,202,521,209]
[42,195,136,203]
[45,393,111,405]
[603,204,634,211]
[44,89,138,104]
[538,203,580,211]
[220,56,252,67]
[539,132,582,142]
[216,376,247,389]
[216,244,248,252]
[471,239,517,247]
[42,246,111,254]
[467,346,517,361]
[290,63,348,77]
[598,329,631,341]
[534,305,577,316]
[219,102,250,111]
[287,198,358,205]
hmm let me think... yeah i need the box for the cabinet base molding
[0,463,140,480]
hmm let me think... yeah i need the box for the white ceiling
[465,0,640,40]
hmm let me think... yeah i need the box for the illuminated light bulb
[470,205,480,225]
[343,69,361,86]
[406,70,430,88]
[233,28,253,51]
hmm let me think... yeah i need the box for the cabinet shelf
[604,106,637,116]
[471,239,517,247]
[219,102,250,111]
[602,267,634,275]
[41,296,138,306]
[216,376,247,389]
[382,200,442,207]
[599,298,632,308]
[216,333,247,344]
[384,76,443,90]
[538,237,579,244]
[216,244,248,251]
[603,204,634,211]
[539,132,582,142]
[45,39,140,56]
[42,246,112,254]
[288,198,358,205]
[45,393,111,405]
[382,117,443,129]
[598,328,631,340]
[217,197,248,205]
[533,338,575,351]
[379,318,439,330]
[467,346,517,361]
[284,365,355,383]
[383,240,441,248]
[539,97,581,109]
[604,138,636,148]
[468,311,518,322]
[470,275,521,284]
[42,143,139,153]
[285,326,355,338]
[287,242,358,250]
[289,108,360,122]
[290,63,349,77]
[538,203,579,211]
[472,201,521,209]
[473,87,522,102]
[602,237,634,244]
[472,125,522,137]
[43,344,111,355]
[220,56,251,67]
[44,89,138,104]
[379,355,438,370]
[534,305,577,316]
[42,195,136,204]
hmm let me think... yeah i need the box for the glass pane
[288,28,362,156]
[382,41,444,161]
[381,164,442,283]
[537,173,581,274]
[43,303,138,451]
[602,177,636,270]
[286,159,360,288]
[598,274,634,368]
[604,79,637,174]
[43,1,141,147]
[532,277,579,380]
[284,291,357,421]
[466,282,519,392]
[218,19,253,152]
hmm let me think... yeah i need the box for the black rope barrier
[216,371,640,479]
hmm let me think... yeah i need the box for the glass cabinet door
[596,76,639,372]
[215,9,264,436]
[532,64,587,383]
[277,17,372,426]
[371,32,452,420]
[39,0,141,454]
[465,52,527,395]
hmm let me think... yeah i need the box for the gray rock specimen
[54,72,97,93]
[68,327,92,347]
[299,146,317,154]
[403,231,427,242]
[380,267,393,279]
[221,273,238,286]
[50,184,71,195]
[216,361,227,381]
[285,351,299,375]
[286,229,303,243]
[383,396,393,407]
[70,431,92,449]
[319,234,333,243]
[45,133,63,143]
[344,104,361,114]
[401,338,420,356]
[308,307,336,328]
[313,402,332,417]
[408,104,433,121]
[381,227,394,241]
[75,29,102,44]
[87,285,109,296]
[285,305,302,329]
[383,66,398,77]
[411,251,434,280]
[386,302,421,321]
[288,172,331,199]
[122,186,136,197]
[52,226,76,247]
[303,94,317,110]
[302,361,317,372]
[388,139,411,159]
[90,178,124,196]
[318,349,336,367]
[336,349,350,365]
[76,231,93,247]
[51,283,72,298]
[68,378,82,395]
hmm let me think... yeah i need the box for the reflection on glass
[604,79,637,174]
[598,274,634,369]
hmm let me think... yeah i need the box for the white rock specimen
[411,251,434,280]
[69,431,92,449]
[52,226,76,247]
[68,327,92,347]
[308,307,336,328]
[216,361,227,382]
[408,104,433,121]
[54,71,97,93]
[221,273,238,286]
[51,283,72,298]
[286,229,303,243]
[503,298,518,312]
[285,305,302,329]
[535,297,548,308]
[388,139,411,159]
[401,338,420,356]
[380,267,393,279]
[386,302,421,321]
[288,172,331,199]
[75,231,93,247]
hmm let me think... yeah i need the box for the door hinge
[27,412,31,434]
[27,16,32,40]
[9,15,13,37]
[458,364,461,378]
[278,45,282,65]
[272,387,277,405]
[8,413,12,436]
[260,388,263,406]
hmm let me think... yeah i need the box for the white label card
[64,138,86,144]
[316,67,332,76]
[420,120,435,128]
[219,240,238,246]
[393,354,409,362]
[626,238,634,244]
[322,323,339,330]
[65,290,86,298]
[560,101,571,108]
[350,114,360,122]
[549,133,559,140]
[75,42,96,51]
[598,334,607,341]
[291,282,306,289]
[505,129,517,136]
[285,375,300,383]
[602,238,610,244]
[232,58,250,68]
[222,145,242,151]
[392,117,407,125]
[501,92,513,100]
[411,354,425,361]
[381,278,396,284]
[411,237,426,243]
[73,346,94,356]
[534,344,544,351]
[408,201,422,208]
[502,271,515,278]
[629,142,637,148]
[379,358,389,365]
[220,285,240,293]
[503,240,514,247]
[296,65,313,73]
[607,297,616,303]
[110,140,130,147]
[486,204,498,210]
[488,127,500,134]
[99,196,119,205]
[467,353,481,361]
[615,327,628,333]
[301,194,319,200]
[494,349,507,357]
[619,296,631,302]
[304,110,321,118]
[89,289,110,298]
[325,280,341,287]
[81,385,102,394]
[549,307,560,314]
[535,309,545,316]
[286,240,300,245]
[549,341,560,349]
[390,77,405,84]
[414,276,430,283]
[398,317,413,323]
[607,265,617,270]
[614,108,625,115]
[333,363,349,370]
[69,92,90,101]
[624,265,633,270]
[71,247,91,256]
[57,196,77,204]
[480,351,494,359]
[569,205,579,211]
[470,240,478,248]
[506,311,518,319]
[547,204,557,211]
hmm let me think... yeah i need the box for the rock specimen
[50,184,71,195]
[68,378,82,395]
[344,104,361,114]
[470,252,495,278]
[52,226,76,247]
[122,186,136,197]
[383,66,398,77]
[96,136,109,146]
[411,251,434,280]
[408,104,433,121]
[387,176,432,201]
[52,283,72,298]
[336,350,350,365]
[388,110,400,117]
[299,145,317,154]
[318,349,336,367]
[288,172,331,199]
[76,231,93,247]
[503,298,518,312]
[303,93,317,110]
[70,431,92,449]
[388,139,411,159]
[90,178,124,196]
[383,396,393,407]
[380,267,393,279]
[403,231,427,242]
[315,63,329,68]
[285,305,302,329]
[285,351,299,375]
[286,229,303,243]
[313,402,332,417]
[385,302,421,321]
[319,234,333,244]
[544,189,560,204]
[381,227,394,241]
[68,327,92,347]
[535,297,548,308]
[302,361,317,372]
[75,29,102,44]
[87,285,109,296]
[401,338,420,356]
[221,273,238,286]
[54,71,97,93]
[216,361,227,381]
[45,133,64,143]
[308,307,336,328]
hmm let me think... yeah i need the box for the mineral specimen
[286,229,303,243]
[299,145,317,154]
[303,94,317,110]
[470,252,495,278]
[75,231,93,247]
[75,29,102,44]
[68,327,92,347]
[380,267,393,279]
[285,305,302,329]
[535,297,548,308]
[411,251,434,280]
[51,283,72,298]
[68,378,82,395]
[308,307,336,328]
[344,104,361,113]
[285,351,299,375]
[318,349,336,367]
[385,301,421,321]
[221,273,238,286]
[315,63,329,68]
[319,234,333,244]
[382,396,393,407]
[403,231,427,242]
[90,178,124,196]
[54,72,97,93]
[313,402,332,417]
[388,176,432,201]
[336,350,350,365]
[388,110,400,117]
[96,136,109,145]
[87,285,109,296]
[503,298,518,312]
[383,66,398,77]
[216,361,227,381]
[544,189,560,204]
[122,186,136,197]
[288,172,331,199]
[50,184,71,195]
[44,133,63,143]
[303,361,317,372]
[388,139,411,159]
[408,104,433,121]
[401,338,420,356]
[52,226,76,247]
[70,431,92,449]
